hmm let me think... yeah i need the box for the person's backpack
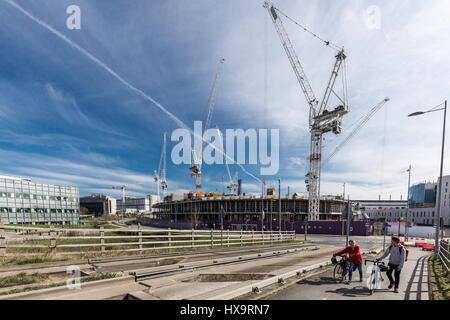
[389,245,408,262]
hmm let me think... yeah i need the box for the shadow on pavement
[324,285,377,297]
[298,276,340,286]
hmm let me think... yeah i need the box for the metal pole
[304,219,308,241]
[278,179,281,234]
[346,196,351,245]
[261,182,264,232]
[435,101,446,258]
[406,165,411,241]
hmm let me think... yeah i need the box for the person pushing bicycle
[376,236,406,293]
[333,239,363,283]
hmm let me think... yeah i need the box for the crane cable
[273,6,343,52]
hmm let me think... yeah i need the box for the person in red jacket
[333,239,363,283]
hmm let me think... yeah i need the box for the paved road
[267,247,431,300]
[304,234,388,251]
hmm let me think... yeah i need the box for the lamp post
[409,100,447,258]
[405,165,411,241]
[278,178,281,234]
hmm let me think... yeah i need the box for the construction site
[146,1,389,235]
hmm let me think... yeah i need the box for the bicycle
[364,259,387,295]
[332,255,350,282]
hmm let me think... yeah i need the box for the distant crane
[215,125,238,194]
[264,1,349,221]
[154,132,168,201]
[190,58,225,191]
[322,98,390,168]
[112,185,126,214]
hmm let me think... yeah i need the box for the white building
[117,194,160,213]
[364,175,450,226]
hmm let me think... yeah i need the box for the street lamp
[278,178,281,234]
[405,165,411,241]
[408,100,447,258]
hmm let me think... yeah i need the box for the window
[8,193,14,198]
[23,194,30,199]
[0,192,6,198]
[0,208,7,213]
[37,195,42,200]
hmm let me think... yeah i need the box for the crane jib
[270,6,278,20]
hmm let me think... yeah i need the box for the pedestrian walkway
[268,247,431,300]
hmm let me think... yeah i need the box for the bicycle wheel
[334,263,346,282]
[367,270,376,294]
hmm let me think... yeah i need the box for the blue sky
[0,0,449,200]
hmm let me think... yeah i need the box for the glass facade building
[0,176,80,225]
[408,183,436,207]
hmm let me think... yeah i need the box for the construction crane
[264,1,349,221]
[112,185,126,215]
[154,132,168,201]
[190,58,225,191]
[215,125,238,194]
[322,97,390,168]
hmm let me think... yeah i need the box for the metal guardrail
[0,224,296,256]
[438,239,450,274]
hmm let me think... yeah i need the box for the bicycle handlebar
[364,259,381,265]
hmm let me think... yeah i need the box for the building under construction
[151,193,347,230]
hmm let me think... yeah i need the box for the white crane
[264,2,349,221]
[112,185,126,214]
[215,125,238,194]
[190,58,225,191]
[154,131,168,201]
[322,97,390,168]
[155,132,168,199]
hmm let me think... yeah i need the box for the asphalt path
[267,247,432,300]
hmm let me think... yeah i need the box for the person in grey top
[376,236,406,293]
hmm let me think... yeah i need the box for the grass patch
[429,256,450,300]
[0,256,70,266]
[0,281,65,296]
[80,273,117,283]
[0,272,49,288]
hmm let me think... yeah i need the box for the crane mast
[160,131,168,199]
[216,125,238,194]
[264,1,349,221]
[190,58,225,191]
[154,132,167,201]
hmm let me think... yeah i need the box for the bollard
[262,230,265,246]
[191,229,194,249]
[227,229,230,248]
[100,227,105,253]
[138,230,143,250]
[0,223,6,257]
[252,230,254,246]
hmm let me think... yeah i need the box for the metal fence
[439,239,450,274]
[0,224,296,256]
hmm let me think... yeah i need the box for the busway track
[129,246,320,281]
